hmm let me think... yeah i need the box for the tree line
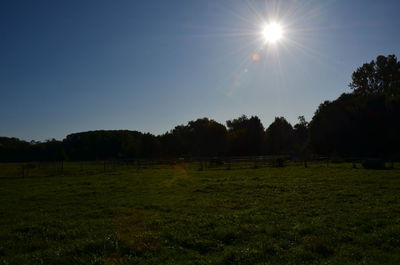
[1,54,399,162]
[0,116,307,161]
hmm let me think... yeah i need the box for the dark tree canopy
[160,118,227,157]
[305,54,400,158]
[187,118,227,157]
[265,117,294,155]
[349,54,400,96]
[0,137,65,162]
[0,137,31,162]
[63,130,146,160]
[308,55,400,159]
[293,116,309,150]
[226,115,264,156]
[309,92,400,158]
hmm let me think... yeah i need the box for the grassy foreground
[0,162,399,265]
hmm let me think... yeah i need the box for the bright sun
[262,22,283,43]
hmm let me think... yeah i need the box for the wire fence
[0,156,397,179]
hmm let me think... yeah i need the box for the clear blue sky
[1,0,399,141]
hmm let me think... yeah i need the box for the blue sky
[1,0,399,141]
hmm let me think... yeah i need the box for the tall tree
[349,54,400,96]
[226,115,264,156]
[161,118,227,157]
[265,117,294,155]
[293,116,309,150]
[187,118,227,157]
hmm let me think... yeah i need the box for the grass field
[0,162,399,265]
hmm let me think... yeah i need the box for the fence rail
[0,156,397,179]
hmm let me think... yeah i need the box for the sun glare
[262,22,283,44]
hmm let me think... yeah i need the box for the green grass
[0,162,399,264]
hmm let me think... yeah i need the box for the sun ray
[174,0,343,96]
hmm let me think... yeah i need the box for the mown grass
[0,162,399,264]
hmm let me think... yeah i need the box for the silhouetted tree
[63,130,144,160]
[309,92,400,158]
[161,125,192,157]
[0,137,66,162]
[294,116,308,145]
[139,133,160,158]
[226,115,264,156]
[306,55,400,159]
[34,139,66,161]
[350,54,400,96]
[293,116,309,154]
[187,118,227,156]
[265,117,294,155]
[0,137,31,161]
[161,118,227,157]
